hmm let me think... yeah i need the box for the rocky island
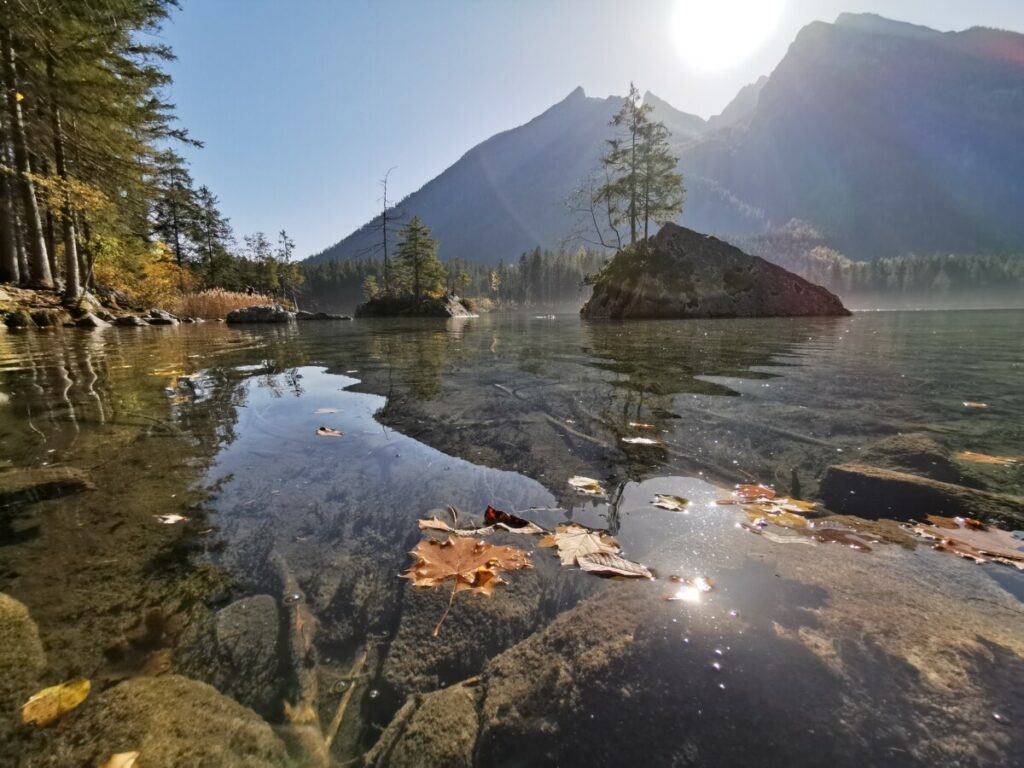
[581,223,849,319]
[354,294,475,318]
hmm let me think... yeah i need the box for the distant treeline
[740,222,1024,308]
[303,247,609,312]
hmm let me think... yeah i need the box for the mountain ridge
[309,13,1024,266]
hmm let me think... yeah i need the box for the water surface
[1,311,1022,765]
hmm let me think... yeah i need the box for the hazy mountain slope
[308,88,624,266]
[680,13,1024,258]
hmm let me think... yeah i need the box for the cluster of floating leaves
[408,499,668,632]
[722,484,873,552]
[907,515,1024,570]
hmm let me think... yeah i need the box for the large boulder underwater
[581,223,850,319]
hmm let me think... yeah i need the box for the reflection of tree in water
[367,320,471,401]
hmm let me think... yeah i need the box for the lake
[2,311,1023,766]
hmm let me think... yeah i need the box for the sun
[671,0,785,73]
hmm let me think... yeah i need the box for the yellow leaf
[15,91,24,102]
[22,678,90,726]
[954,450,1018,466]
[101,752,140,768]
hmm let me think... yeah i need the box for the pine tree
[596,83,684,253]
[395,216,443,299]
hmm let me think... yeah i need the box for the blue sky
[161,0,1024,258]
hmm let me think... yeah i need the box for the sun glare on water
[671,0,785,73]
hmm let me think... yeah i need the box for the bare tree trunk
[0,116,18,283]
[3,30,52,288]
[49,58,79,300]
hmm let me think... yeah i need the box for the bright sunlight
[671,0,786,72]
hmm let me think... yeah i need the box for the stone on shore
[75,312,110,329]
[226,305,295,323]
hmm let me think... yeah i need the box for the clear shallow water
[1,311,1023,766]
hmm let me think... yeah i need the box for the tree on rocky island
[395,216,444,299]
[593,83,684,255]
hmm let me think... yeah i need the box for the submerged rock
[212,595,281,715]
[581,223,850,319]
[355,294,474,318]
[226,305,296,323]
[0,593,46,724]
[0,465,96,507]
[820,462,1024,526]
[42,675,289,768]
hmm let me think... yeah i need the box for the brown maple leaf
[402,536,532,635]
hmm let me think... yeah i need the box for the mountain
[311,14,1024,266]
[308,88,623,266]
[680,13,1024,258]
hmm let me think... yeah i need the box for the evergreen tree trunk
[3,30,52,288]
[49,59,79,300]
[13,205,28,278]
[0,118,18,283]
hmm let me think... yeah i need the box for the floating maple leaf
[402,536,532,635]
[22,678,90,726]
[909,516,1024,570]
[652,494,690,512]
[539,523,619,566]
[568,476,607,496]
[316,427,343,437]
[577,552,652,579]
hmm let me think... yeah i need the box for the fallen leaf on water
[963,401,989,409]
[314,407,339,414]
[622,436,662,446]
[629,421,655,429]
[735,484,776,502]
[568,475,607,496]
[101,752,139,768]
[955,451,1017,466]
[153,514,187,525]
[909,516,1024,570]
[22,678,90,726]
[539,523,619,566]
[805,527,872,552]
[483,506,547,535]
[746,507,809,530]
[418,508,546,537]
[402,536,532,635]
[577,552,653,579]
[316,427,344,437]
[652,494,691,512]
